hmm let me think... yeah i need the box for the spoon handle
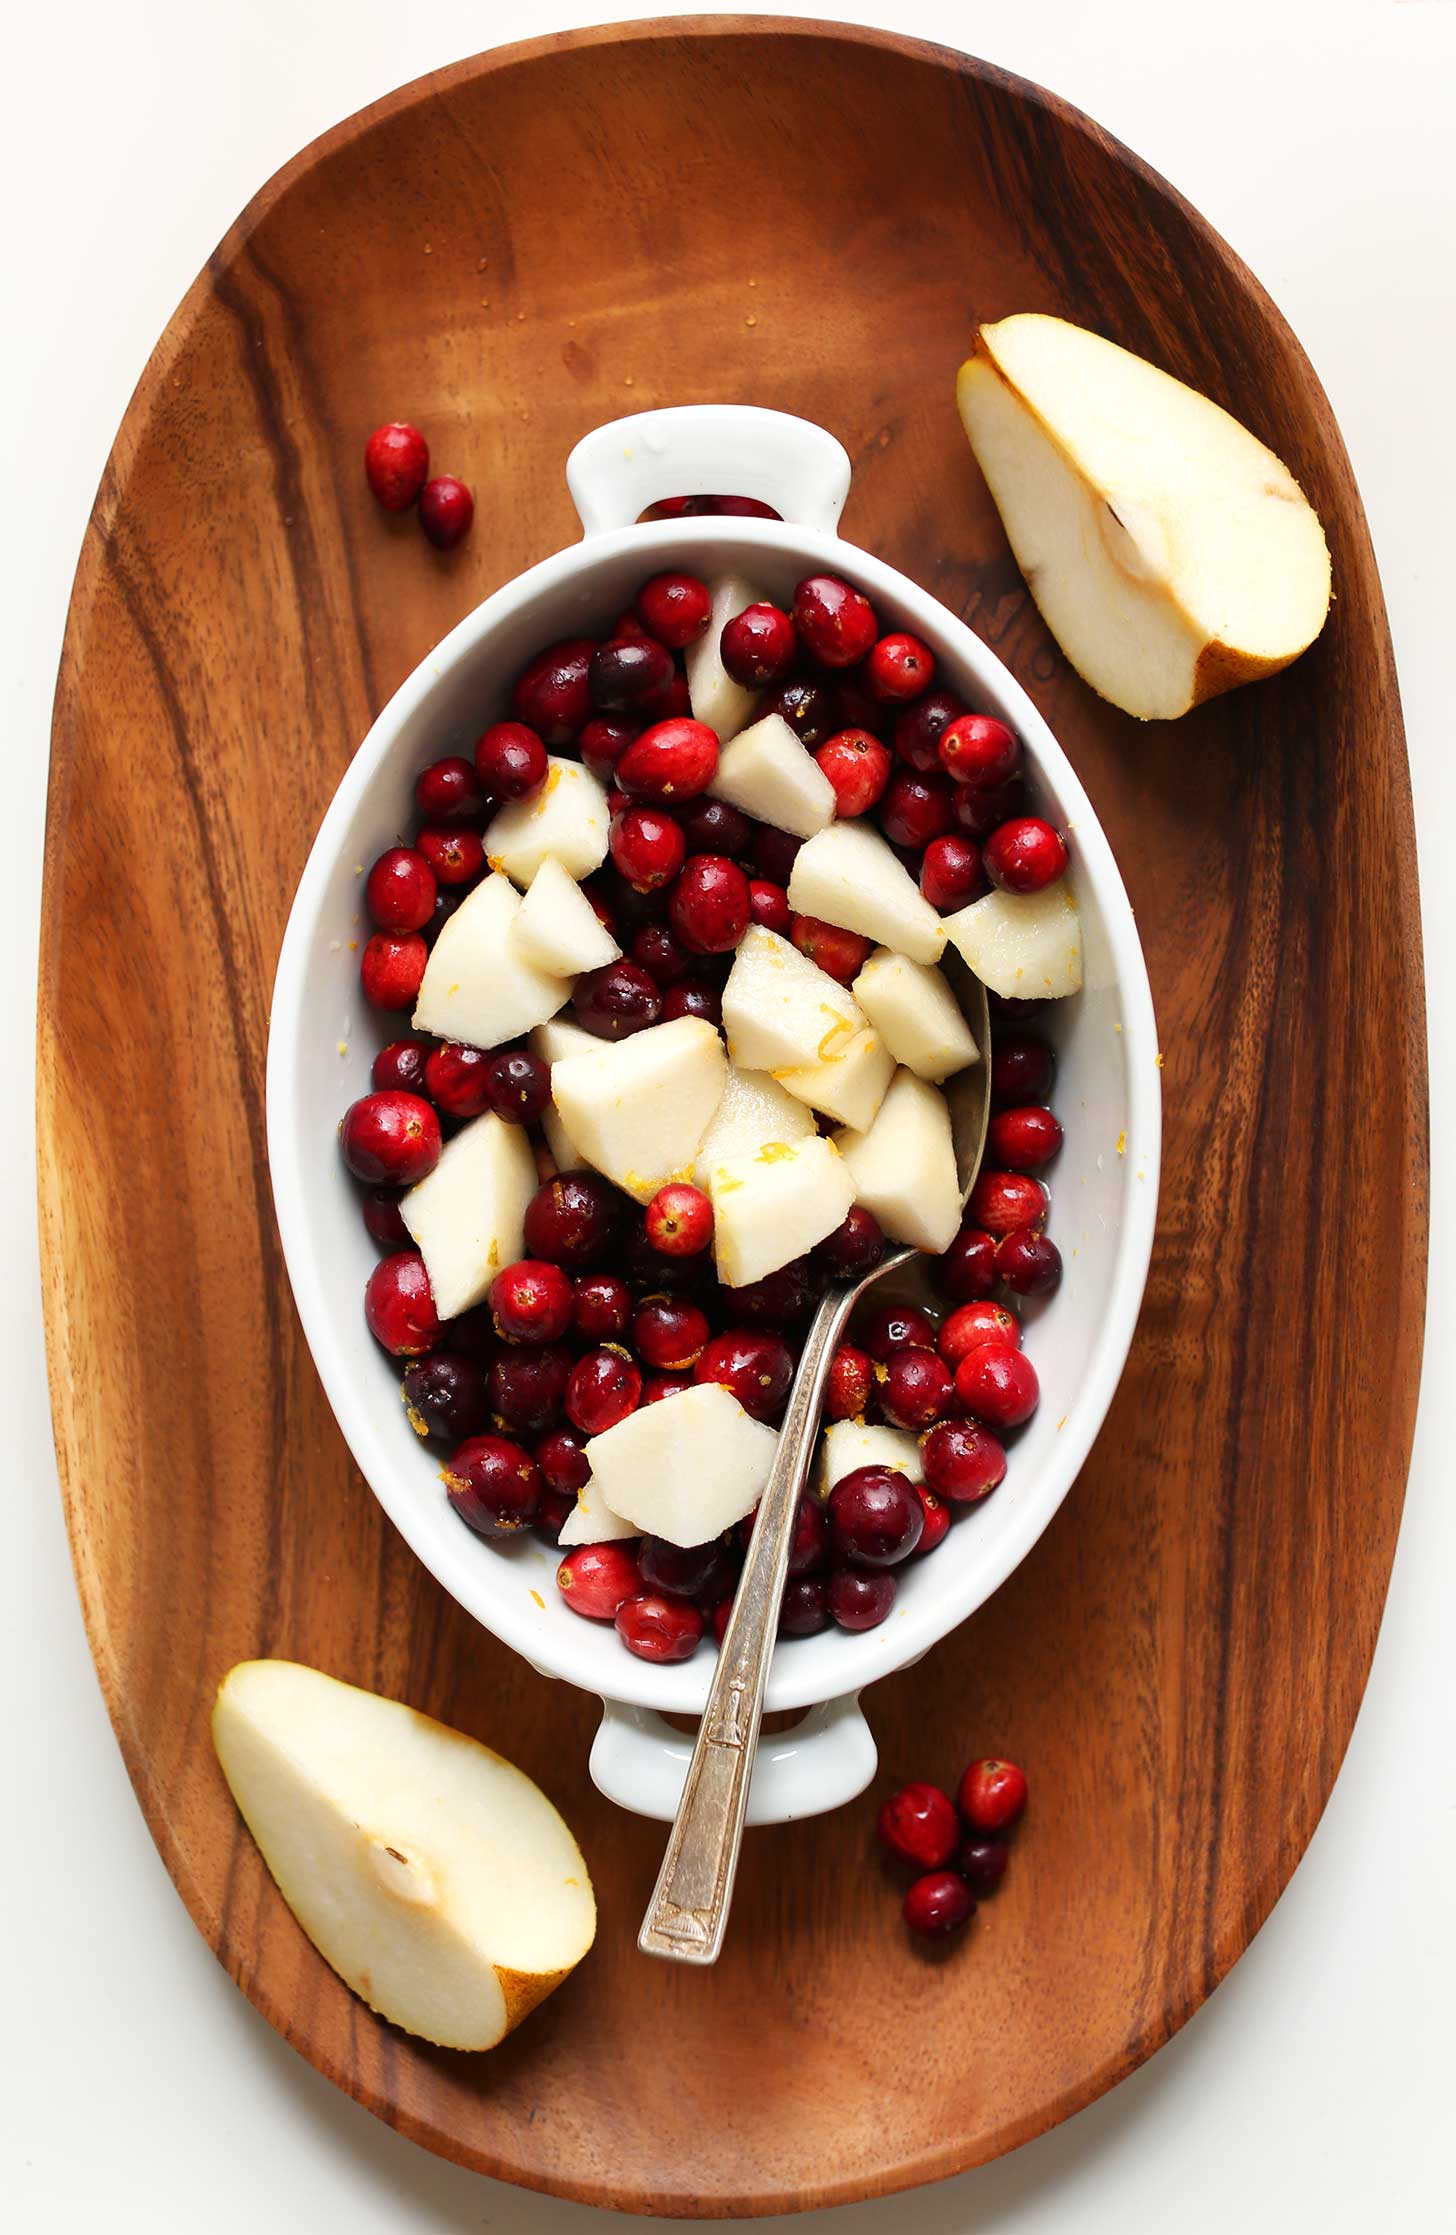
[637,1280,856,1963]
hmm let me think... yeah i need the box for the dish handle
[590,1693,876,1826]
[566,404,852,538]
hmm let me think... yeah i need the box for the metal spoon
[639,959,992,1963]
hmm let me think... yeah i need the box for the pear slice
[582,1383,778,1545]
[833,1068,961,1253]
[957,313,1331,719]
[709,712,837,839]
[529,1014,601,1171]
[685,571,767,739]
[708,1133,855,1288]
[720,924,865,1073]
[774,1023,894,1132]
[549,1015,727,1203]
[413,871,570,1051]
[852,948,981,1083]
[212,1661,595,2051]
[691,1064,817,1187]
[402,1110,538,1319]
[787,822,946,966]
[556,1484,638,1546]
[817,1418,924,1498]
[511,855,620,976]
[942,881,1083,1000]
[487,757,611,886]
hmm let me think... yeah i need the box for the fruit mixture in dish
[338,556,1081,1664]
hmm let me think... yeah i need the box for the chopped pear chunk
[833,1068,961,1253]
[852,948,981,1081]
[787,822,946,965]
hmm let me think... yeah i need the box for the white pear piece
[556,1485,638,1546]
[709,712,836,839]
[402,1111,538,1318]
[685,571,767,739]
[720,924,865,1073]
[833,1068,961,1253]
[212,1660,595,2052]
[942,881,1083,1000]
[957,313,1331,720]
[817,1419,924,1496]
[529,1014,600,1171]
[487,757,610,886]
[787,822,946,965]
[414,871,570,1051]
[775,1024,894,1132]
[511,855,619,976]
[549,1016,726,1204]
[852,948,981,1082]
[691,1065,817,1188]
[708,1134,855,1288]
[583,1384,778,1546]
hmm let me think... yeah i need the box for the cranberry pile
[364,419,475,551]
[878,1755,1029,1939]
[339,538,1069,1666]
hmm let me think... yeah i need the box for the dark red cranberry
[827,1566,897,1630]
[969,1170,1047,1235]
[815,1206,885,1279]
[447,1302,497,1366]
[660,978,723,1026]
[694,1329,794,1422]
[939,1301,1020,1367]
[419,474,474,549]
[510,637,595,744]
[571,1271,633,1343]
[642,1371,692,1406]
[669,855,750,954]
[535,1424,591,1498]
[609,804,687,893]
[484,1048,550,1124]
[990,999,1048,1029]
[895,688,967,773]
[954,777,1024,838]
[826,1342,873,1421]
[763,678,835,748]
[880,768,955,850]
[958,1756,1028,1835]
[657,674,693,719]
[858,1301,938,1361]
[557,1541,642,1621]
[747,878,791,935]
[958,1836,1011,1895]
[643,1182,713,1257]
[987,1104,1063,1172]
[566,1348,642,1436]
[361,1185,409,1248]
[779,1575,829,1636]
[572,959,662,1039]
[523,1171,619,1266]
[630,921,693,986]
[921,1419,1007,1505]
[903,1871,974,1937]
[616,1591,703,1661]
[720,602,796,687]
[636,570,712,648]
[371,1038,428,1095]
[487,1342,571,1434]
[612,607,653,643]
[646,493,780,519]
[476,720,547,801]
[623,1211,711,1296]
[617,718,719,802]
[424,1041,492,1119]
[639,1535,735,1603]
[579,713,641,784]
[789,913,871,984]
[814,728,892,818]
[915,1485,951,1556]
[364,421,429,510]
[415,754,486,824]
[998,1228,1063,1297]
[877,1782,959,1868]
[403,1350,492,1441]
[954,1344,1040,1430]
[681,797,751,858]
[728,1257,816,1327]
[828,669,881,735]
[879,1347,954,1430]
[984,816,1069,894]
[491,1259,574,1344]
[787,1495,829,1576]
[444,1434,540,1534]
[991,1034,1056,1109]
[421,888,464,950]
[416,825,486,887]
[366,847,437,933]
[921,834,985,911]
[934,1224,998,1303]
[828,1466,924,1568]
[937,713,1019,787]
[793,574,878,668]
[341,1091,441,1185]
[534,1488,576,1545]
[631,1295,710,1371]
[589,636,674,713]
[749,822,806,884]
[364,1251,440,1356]
[867,631,936,702]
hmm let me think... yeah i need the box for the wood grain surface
[37,17,1426,2218]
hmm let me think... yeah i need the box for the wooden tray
[39,17,1426,2218]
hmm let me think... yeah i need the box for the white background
[4,2,1452,2227]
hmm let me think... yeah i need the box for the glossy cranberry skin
[362,1185,409,1249]
[643,1182,713,1257]
[670,855,750,954]
[417,825,486,886]
[867,631,936,703]
[828,1465,924,1568]
[694,1329,794,1423]
[566,1348,643,1436]
[661,979,723,1026]
[491,1259,574,1345]
[366,847,437,933]
[728,1258,816,1327]
[610,804,686,893]
[364,420,429,509]
[998,1228,1063,1297]
[617,718,719,802]
[789,914,871,984]
[921,834,985,911]
[879,1347,955,1430]
[616,1590,703,1661]
[904,1871,975,1937]
[630,921,693,986]
[483,1049,550,1125]
[828,1566,897,1630]
[958,1836,1011,1895]
[681,797,751,859]
[764,678,835,748]
[959,1756,1028,1835]
[987,1105,1063,1172]
[510,637,595,744]
[934,1224,998,1303]
[938,713,1020,787]
[939,1301,1020,1367]
[859,1301,938,1362]
[365,1251,441,1356]
[895,688,967,773]
[653,493,781,519]
[636,570,712,648]
[524,1171,619,1266]
[445,1433,540,1534]
[340,1091,441,1185]
[639,1535,735,1604]
[475,720,546,801]
[747,878,791,935]
[814,728,892,818]
[557,1541,642,1621]
[535,1424,591,1499]
[721,602,797,687]
[749,822,806,885]
[421,1041,489,1119]
[487,1343,570,1435]
[416,754,486,824]
[815,1206,885,1280]
[955,1344,1040,1430]
[403,1350,492,1441]
[631,1295,710,1371]
[779,1576,829,1636]
[915,1485,952,1557]
[534,1488,576,1545]
[787,1495,829,1576]
[612,607,652,643]
[880,768,955,851]
[448,1302,497,1366]
[826,1342,873,1421]
[878,1781,959,1868]
[571,1271,633,1343]
[923,1419,1009,1504]
[953,777,1024,839]
[984,816,1069,894]
[589,636,674,714]
[572,959,662,1039]
[969,1170,1047,1236]
[578,713,639,784]
[793,574,878,668]
[991,1034,1056,1110]
[419,474,474,549]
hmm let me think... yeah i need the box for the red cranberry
[938,713,1020,787]
[616,1591,703,1661]
[747,878,791,935]
[572,959,662,1039]
[814,728,892,818]
[444,1433,539,1533]
[476,720,547,800]
[867,631,936,702]
[617,718,719,802]
[721,602,796,687]
[535,1488,576,1545]
[630,921,692,986]
[364,1251,440,1356]
[535,1424,591,1498]
[921,834,985,911]
[419,475,474,550]
[612,607,652,643]
[694,1329,794,1422]
[403,1351,492,1441]
[487,1343,571,1435]
[589,637,674,713]
[511,637,595,744]
[643,1181,713,1257]
[934,1224,997,1302]
[779,1576,829,1636]
[447,1302,497,1366]
[793,574,878,668]
[728,1257,816,1327]
[895,688,966,772]
[991,1034,1056,1109]
[366,847,437,933]
[954,778,1024,839]
[557,1541,642,1621]
[571,1271,633,1343]
[416,825,485,888]
[364,421,429,509]
[680,797,750,857]
[880,768,955,850]
[954,1344,1040,1429]
[826,1343,873,1420]
[827,1566,897,1630]
[657,675,693,719]
[958,1756,1028,1834]
[491,1259,574,1344]
[415,755,485,824]
[763,679,835,748]
[484,1048,550,1124]
[828,1465,923,1568]
[644,1370,694,1405]
[998,1228,1063,1297]
[636,570,712,648]
[610,804,686,892]
[579,714,640,783]
[661,978,723,1026]
[787,1495,829,1576]
[879,1347,954,1430]
[566,1347,642,1436]
[669,855,750,954]
[421,888,464,950]
[362,1185,409,1248]
[750,822,806,884]
[858,1301,938,1361]
[524,1171,619,1266]
[789,914,871,984]
[969,1170,1047,1235]
[958,1836,1011,1895]
[639,1535,735,1603]
[989,991,1048,1021]
[922,1418,1008,1504]
[939,1301,1020,1367]
[815,1206,885,1279]
[877,1781,959,1868]
[623,1211,711,1295]
[829,670,882,736]
[987,1105,1063,1173]
[914,1485,952,1557]
[903,1871,974,1938]
[423,1041,491,1119]
[984,816,1069,894]
[340,1091,441,1185]
[631,1295,710,1371]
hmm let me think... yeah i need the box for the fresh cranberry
[793,574,878,668]
[566,1348,642,1436]
[361,1185,409,1248]
[895,689,967,772]
[366,847,436,933]
[763,679,835,748]
[858,1301,938,1361]
[416,825,485,888]
[557,1541,642,1621]
[535,1424,591,1498]
[815,1206,885,1279]
[484,1048,550,1124]
[340,1091,440,1185]
[572,959,662,1039]
[939,1301,1020,1367]
[879,1347,954,1430]
[421,888,464,950]
[921,834,985,911]
[991,1034,1056,1109]
[828,1466,923,1567]
[524,1171,619,1266]
[616,1591,703,1661]
[721,602,796,687]
[958,1756,1028,1834]
[609,804,686,893]
[447,1302,497,1366]
[589,637,674,713]
[579,714,640,784]
[954,1344,1040,1430]
[487,1343,571,1435]
[828,670,881,736]
[419,475,474,549]
[728,1257,816,1326]
[867,632,936,702]
[880,768,955,851]
[636,570,712,648]
[694,1329,794,1422]
[417,1042,485,1119]
[373,1041,428,1099]
[903,1871,974,1937]
[958,1836,1011,1895]
[616,718,719,802]
[403,1351,492,1441]
[989,994,1050,1025]
[364,421,429,510]
[938,713,1019,787]
[630,922,692,986]
[877,1782,959,1868]
[491,1259,574,1344]
[786,1495,829,1575]
[984,1110,1062,1182]
[476,720,547,800]
[914,1485,952,1556]
[571,1271,633,1343]
[643,1182,713,1257]
[779,1576,829,1636]
[934,1224,998,1302]
[826,1343,873,1420]
[922,1418,1009,1504]
[789,914,871,984]
[969,1170,1047,1235]
[612,607,652,643]
[984,816,1069,894]
[998,1228,1063,1296]
[814,728,892,818]
[747,878,791,935]
[631,1295,710,1370]
[444,1433,539,1533]
[639,1535,735,1603]
[749,822,806,883]
[657,674,693,719]
[364,1251,440,1356]
[661,978,723,1026]
[622,1212,710,1296]
[510,637,595,744]
[644,1370,694,1405]
[670,855,750,953]
[534,1488,576,1545]
[953,778,1024,838]
[827,1566,897,1630]
[680,797,750,857]
[654,493,781,519]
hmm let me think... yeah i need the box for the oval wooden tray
[39,17,1425,2219]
